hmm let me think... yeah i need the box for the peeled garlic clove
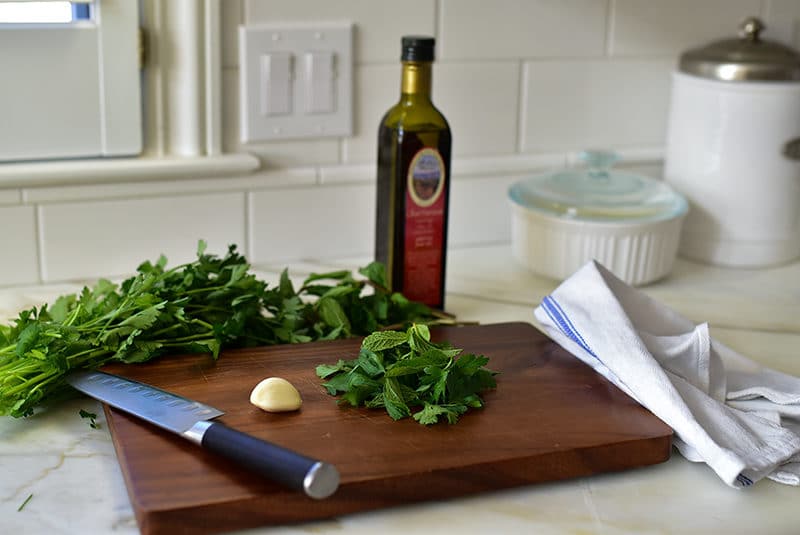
[249,377,302,412]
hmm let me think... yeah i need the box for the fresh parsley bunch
[0,241,446,418]
[317,324,497,425]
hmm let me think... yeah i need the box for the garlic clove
[249,377,302,412]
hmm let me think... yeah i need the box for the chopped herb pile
[316,324,497,425]
[0,241,447,418]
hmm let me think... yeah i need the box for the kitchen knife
[66,370,339,499]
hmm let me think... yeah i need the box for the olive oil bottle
[375,36,452,310]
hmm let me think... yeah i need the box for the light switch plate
[239,22,353,143]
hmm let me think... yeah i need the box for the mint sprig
[317,324,497,425]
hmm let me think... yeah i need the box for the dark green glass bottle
[375,36,452,310]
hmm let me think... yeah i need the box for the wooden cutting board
[101,322,672,535]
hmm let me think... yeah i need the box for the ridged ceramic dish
[509,151,688,286]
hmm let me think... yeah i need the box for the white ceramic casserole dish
[509,151,688,286]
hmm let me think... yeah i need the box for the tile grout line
[605,0,616,57]
[34,204,47,284]
[760,0,771,19]
[516,60,528,154]
[244,191,253,261]
[435,0,443,44]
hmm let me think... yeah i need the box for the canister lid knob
[739,17,764,42]
[678,16,800,82]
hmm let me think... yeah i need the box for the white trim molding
[0,153,260,188]
[142,0,223,158]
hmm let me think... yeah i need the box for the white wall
[1,0,798,286]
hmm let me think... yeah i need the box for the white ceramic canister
[664,17,800,267]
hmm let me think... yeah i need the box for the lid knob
[579,150,619,180]
[739,17,764,42]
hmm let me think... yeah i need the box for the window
[0,1,76,23]
[0,0,141,163]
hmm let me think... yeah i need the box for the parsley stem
[17,493,32,512]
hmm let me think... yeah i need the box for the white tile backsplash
[250,184,375,263]
[440,0,607,60]
[343,61,520,163]
[39,194,246,282]
[319,163,373,185]
[243,0,436,64]
[3,0,758,286]
[611,0,763,56]
[23,169,316,204]
[0,206,39,285]
[434,62,520,157]
[341,64,398,164]
[0,189,20,205]
[766,0,800,49]
[449,175,522,247]
[521,59,673,152]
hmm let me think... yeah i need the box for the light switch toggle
[260,51,293,116]
[304,51,336,114]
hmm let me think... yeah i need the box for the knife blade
[66,370,339,499]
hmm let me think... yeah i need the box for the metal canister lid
[679,17,800,81]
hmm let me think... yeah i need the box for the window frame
[0,0,142,163]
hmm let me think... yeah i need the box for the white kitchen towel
[533,260,800,488]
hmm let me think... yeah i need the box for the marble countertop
[2,244,799,534]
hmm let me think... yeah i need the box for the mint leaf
[316,359,352,379]
[358,262,388,288]
[383,378,410,420]
[356,349,385,377]
[278,268,295,299]
[385,355,441,377]
[455,353,490,376]
[362,330,408,352]
[321,373,351,395]
[303,270,352,284]
[317,297,351,335]
[413,402,467,425]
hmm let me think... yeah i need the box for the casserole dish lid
[508,151,687,223]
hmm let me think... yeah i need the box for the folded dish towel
[533,260,800,488]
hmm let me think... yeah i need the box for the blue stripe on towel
[736,473,754,487]
[541,296,598,360]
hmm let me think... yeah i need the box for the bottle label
[403,147,446,306]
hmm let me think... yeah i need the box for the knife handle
[186,421,340,499]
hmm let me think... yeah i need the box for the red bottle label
[403,147,446,306]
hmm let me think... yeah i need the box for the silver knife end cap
[304,461,340,499]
